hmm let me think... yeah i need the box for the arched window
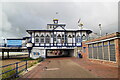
[35,34,39,37]
[77,34,80,37]
[73,35,75,38]
[68,35,72,38]
[57,34,61,43]
[77,35,80,43]
[82,34,86,40]
[35,34,39,43]
[40,34,44,43]
[46,34,50,43]
[35,38,39,43]
[57,34,61,39]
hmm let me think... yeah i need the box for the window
[68,35,72,38]
[77,34,80,37]
[51,34,53,37]
[109,40,114,45]
[73,35,75,38]
[93,43,97,47]
[62,34,64,37]
[57,34,61,39]
[35,34,39,37]
[109,40,116,61]
[98,42,102,46]
[35,38,39,43]
[40,34,44,43]
[57,34,61,43]
[88,44,93,47]
[82,34,86,40]
[50,26,52,29]
[103,41,108,46]
[46,35,50,43]
[54,34,56,41]
[35,34,39,43]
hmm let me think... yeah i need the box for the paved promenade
[20,57,119,79]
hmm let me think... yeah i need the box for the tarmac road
[41,59,98,78]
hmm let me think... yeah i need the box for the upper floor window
[77,34,80,37]
[82,34,86,40]
[68,35,72,38]
[46,35,50,43]
[73,35,75,38]
[62,34,64,37]
[50,26,52,29]
[35,34,39,37]
[40,34,44,43]
[35,38,39,43]
[57,34,61,39]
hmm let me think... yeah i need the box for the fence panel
[0,60,27,80]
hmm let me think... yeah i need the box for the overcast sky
[0,1,118,42]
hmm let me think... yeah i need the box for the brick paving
[71,58,119,78]
[20,57,119,79]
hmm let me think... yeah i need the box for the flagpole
[78,18,83,30]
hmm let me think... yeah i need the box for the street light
[99,23,102,37]
[26,41,33,58]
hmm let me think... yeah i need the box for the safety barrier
[0,60,27,80]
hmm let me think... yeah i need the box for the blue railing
[0,60,27,80]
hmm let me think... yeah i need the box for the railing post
[26,60,28,71]
[15,62,19,78]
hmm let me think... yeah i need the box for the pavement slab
[20,57,119,79]
[43,60,98,78]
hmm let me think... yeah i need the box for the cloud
[1,2,118,42]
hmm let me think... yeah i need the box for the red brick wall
[82,32,120,67]
[115,38,120,67]
[81,41,88,59]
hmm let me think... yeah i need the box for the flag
[78,18,81,23]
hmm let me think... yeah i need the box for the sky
[0,0,119,43]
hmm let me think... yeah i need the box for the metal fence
[0,60,27,80]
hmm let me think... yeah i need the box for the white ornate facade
[26,19,92,58]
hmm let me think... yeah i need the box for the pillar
[7,51,9,58]
[115,38,120,67]
[2,51,4,60]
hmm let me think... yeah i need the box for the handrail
[1,60,26,68]
[1,60,28,80]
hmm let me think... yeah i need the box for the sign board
[7,40,22,47]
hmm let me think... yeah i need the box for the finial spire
[53,12,59,24]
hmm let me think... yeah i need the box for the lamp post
[99,23,102,37]
[3,39,6,47]
[26,41,33,58]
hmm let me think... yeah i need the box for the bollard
[25,60,28,71]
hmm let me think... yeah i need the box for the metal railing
[0,60,27,80]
